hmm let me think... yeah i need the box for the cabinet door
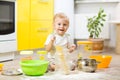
[30,20,53,49]
[31,0,54,20]
[17,0,30,50]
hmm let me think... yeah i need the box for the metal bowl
[77,58,99,72]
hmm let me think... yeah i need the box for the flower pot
[89,38,104,52]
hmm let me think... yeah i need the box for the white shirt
[45,33,73,58]
[45,33,73,48]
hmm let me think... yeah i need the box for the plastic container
[90,55,112,68]
[37,50,47,60]
[77,41,93,59]
[20,51,33,61]
[20,60,49,76]
[0,63,4,71]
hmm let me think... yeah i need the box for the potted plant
[87,8,106,52]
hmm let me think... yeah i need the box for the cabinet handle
[37,28,48,32]
[38,0,49,3]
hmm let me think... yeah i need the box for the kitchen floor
[0,48,120,80]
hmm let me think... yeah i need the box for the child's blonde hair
[53,13,69,25]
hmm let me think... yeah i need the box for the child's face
[54,17,69,36]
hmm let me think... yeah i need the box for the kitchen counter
[1,50,120,80]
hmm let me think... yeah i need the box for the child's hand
[51,35,56,42]
[69,44,76,53]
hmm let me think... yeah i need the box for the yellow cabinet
[31,0,54,20]
[17,0,53,50]
[17,0,30,50]
[30,21,53,49]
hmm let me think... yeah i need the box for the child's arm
[66,34,76,53]
[45,36,56,52]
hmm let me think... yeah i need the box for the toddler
[45,13,76,53]
[45,13,76,72]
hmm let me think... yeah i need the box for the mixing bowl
[90,55,112,68]
[77,59,98,73]
[20,60,49,76]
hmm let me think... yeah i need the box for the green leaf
[102,14,106,17]
[100,23,104,26]
[102,18,106,21]
[88,28,91,32]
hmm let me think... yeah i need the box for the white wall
[54,0,119,47]
[74,1,119,47]
[54,0,74,42]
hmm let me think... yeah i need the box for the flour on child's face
[54,17,69,36]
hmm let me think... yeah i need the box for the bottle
[37,50,47,60]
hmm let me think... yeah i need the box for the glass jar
[37,50,47,60]
[77,41,93,59]
[55,46,70,75]
[20,51,33,61]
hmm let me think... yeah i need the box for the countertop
[1,50,120,80]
